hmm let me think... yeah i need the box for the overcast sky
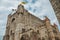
[0,0,60,40]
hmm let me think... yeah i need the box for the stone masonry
[3,4,60,40]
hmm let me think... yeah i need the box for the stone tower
[49,0,60,24]
[3,4,60,40]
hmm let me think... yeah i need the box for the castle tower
[45,16,55,40]
[49,0,60,24]
[3,3,60,40]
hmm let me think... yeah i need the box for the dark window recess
[22,28,25,33]
[30,28,32,30]
[37,30,39,34]
[20,34,29,40]
[21,5,24,8]
[10,30,12,35]
[59,0,60,3]
[18,12,23,15]
[53,30,57,34]
[12,33,14,40]
[20,36,25,40]
[55,37,60,40]
[42,37,45,40]
[12,18,15,22]
[6,27,8,29]
[21,12,23,15]
[38,38,41,40]
[5,35,9,40]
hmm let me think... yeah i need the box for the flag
[20,2,27,4]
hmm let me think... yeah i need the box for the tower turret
[17,4,24,13]
[45,16,55,40]
[45,16,50,26]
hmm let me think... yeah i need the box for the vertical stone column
[15,32,20,40]
[45,16,55,40]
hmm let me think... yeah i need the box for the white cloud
[24,0,57,21]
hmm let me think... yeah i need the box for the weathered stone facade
[3,4,60,40]
[49,0,60,24]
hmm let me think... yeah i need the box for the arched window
[20,34,30,40]
[12,18,15,22]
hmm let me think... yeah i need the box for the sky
[0,0,60,40]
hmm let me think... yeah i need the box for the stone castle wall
[3,4,60,40]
